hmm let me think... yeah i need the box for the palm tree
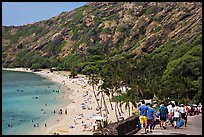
[120,92,130,117]
[105,88,114,110]
[87,74,102,116]
[98,84,110,115]
[116,88,123,116]
[119,89,137,117]
[111,88,123,121]
[119,103,124,114]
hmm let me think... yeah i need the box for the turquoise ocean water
[2,70,71,135]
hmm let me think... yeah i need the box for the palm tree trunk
[110,92,115,110]
[115,102,119,122]
[128,102,131,116]
[100,93,104,117]
[102,91,109,114]
[92,85,102,116]
[100,93,103,109]
[108,95,114,110]
[131,102,134,110]
[115,92,121,116]
[117,102,121,116]
[119,103,124,114]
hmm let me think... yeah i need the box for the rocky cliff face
[2,2,202,69]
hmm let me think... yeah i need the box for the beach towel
[178,117,184,128]
[58,129,69,132]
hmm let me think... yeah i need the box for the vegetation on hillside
[2,2,202,108]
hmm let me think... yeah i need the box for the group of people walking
[138,100,188,134]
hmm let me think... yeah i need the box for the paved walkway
[135,114,202,135]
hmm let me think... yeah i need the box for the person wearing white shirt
[173,102,181,128]
[180,104,187,127]
[167,102,173,125]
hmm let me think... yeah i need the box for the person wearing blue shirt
[147,103,155,132]
[158,102,168,129]
[139,100,148,134]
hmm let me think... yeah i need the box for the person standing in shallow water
[139,100,148,134]
[158,102,168,130]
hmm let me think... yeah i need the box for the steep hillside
[2,2,202,70]
[2,2,202,102]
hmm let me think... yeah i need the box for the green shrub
[132,110,139,116]
[17,43,23,49]
[116,26,124,32]
[153,14,165,22]
[31,63,41,69]
[145,6,157,15]
[101,28,111,34]
[126,9,134,15]
[16,49,29,59]
[152,26,161,33]
[8,63,15,68]
[106,14,116,21]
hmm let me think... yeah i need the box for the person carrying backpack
[158,102,168,129]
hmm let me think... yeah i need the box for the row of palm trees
[86,56,143,122]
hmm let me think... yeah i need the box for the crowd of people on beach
[4,69,100,135]
[68,88,98,131]
[138,100,202,135]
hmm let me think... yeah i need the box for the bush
[31,63,41,69]
[153,14,165,22]
[8,63,15,68]
[152,26,161,33]
[69,70,78,78]
[17,43,23,49]
[131,109,139,116]
[145,6,157,15]
[101,28,111,34]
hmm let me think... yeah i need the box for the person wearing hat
[180,104,187,127]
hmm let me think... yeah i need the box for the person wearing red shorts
[147,103,155,133]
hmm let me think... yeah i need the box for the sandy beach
[2,68,132,135]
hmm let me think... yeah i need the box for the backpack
[159,106,167,117]
[178,117,184,128]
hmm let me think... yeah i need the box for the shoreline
[2,68,99,135]
[2,68,131,135]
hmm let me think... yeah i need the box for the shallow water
[2,70,71,135]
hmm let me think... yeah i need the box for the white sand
[3,68,133,135]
